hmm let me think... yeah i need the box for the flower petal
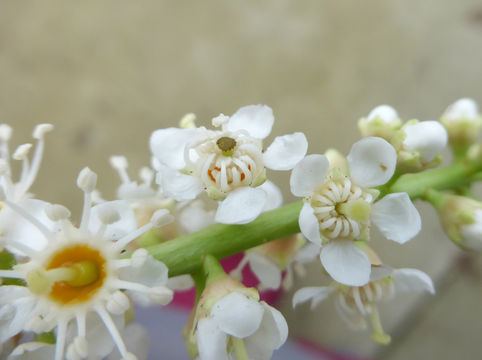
[150,128,196,170]
[178,201,215,234]
[403,121,448,163]
[211,292,264,338]
[371,192,421,244]
[258,180,283,212]
[392,268,435,295]
[215,187,267,224]
[263,132,308,170]
[106,323,149,360]
[89,200,138,240]
[320,241,371,286]
[347,137,396,187]
[196,318,229,360]
[290,154,329,197]
[367,105,399,123]
[119,255,168,287]
[226,105,274,139]
[292,286,333,309]
[8,342,55,360]
[158,167,204,202]
[244,303,288,360]
[0,286,35,343]
[246,253,282,290]
[298,203,322,245]
[443,98,478,122]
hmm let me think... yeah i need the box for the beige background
[1,1,482,359]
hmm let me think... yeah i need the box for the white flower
[440,98,482,145]
[196,291,288,360]
[0,168,173,360]
[358,105,402,139]
[150,104,308,224]
[293,266,434,344]
[367,105,399,124]
[230,235,319,291]
[290,137,421,286]
[402,121,448,164]
[443,98,479,122]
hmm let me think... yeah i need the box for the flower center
[216,136,237,156]
[311,177,374,240]
[27,245,107,305]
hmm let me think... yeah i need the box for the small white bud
[45,204,71,221]
[97,205,120,225]
[212,114,229,128]
[444,98,479,122]
[0,124,12,141]
[367,105,398,124]
[32,124,54,139]
[150,209,173,227]
[106,290,130,315]
[109,156,128,170]
[131,248,149,268]
[13,143,33,160]
[403,121,448,163]
[77,167,97,192]
[179,113,196,128]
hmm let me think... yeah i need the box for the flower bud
[438,194,482,251]
[440,98,482,146]
[358,105,402,140]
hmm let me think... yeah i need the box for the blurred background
[1,1,482,359]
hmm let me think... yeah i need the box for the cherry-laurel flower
[290,137,421,286]
[150,105,308,224]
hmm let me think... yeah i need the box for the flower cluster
[0,97,480,359]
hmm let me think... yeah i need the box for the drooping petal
[0,286,35,343]
[119,255,168,287]
[320,241,371,286]
[289,154,329,197]
[196,318,229,360]
[89,200,138,240]
[226,105,274,139]
[347,137,397,188]
[263,133,308,170]
[244,303,288,360]
[298,203,322,245]
[150,128,196,170]
[247,253,282,290]
[258,180,283,212]
[158,167,204,202]
[392,268,435,295]
[371,192,421,244]
[215,187,267,225]
[85,312,122,359]
[292,286,333,308]
[402,121,448,163]
[210,292,264,338]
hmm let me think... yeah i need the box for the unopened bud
[440,98,482,146]
[358,105,402,140]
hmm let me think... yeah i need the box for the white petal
[149,128,196,169]
[263,133,308,170]
[211,292,264,338]
[461,209,482,251]
[392,268,435,295]
[8,342,54,360]
[292,286,333,308]
[196,318,229,360]
[444,98,479,121]
[371,192,421,244]
[226,105,274,139]
[215,187,267,224]
[246,253,282,290]
[244,303,288,360]
[298,203,322,245]
[367,105,399,123]
[89,200,137,240]
[0,286,35,343]
[119,255,168,287]
[289,154,329,197]
[403,121,448,163]
[258,180,283,212]
[293,243,321,263]
[369,265,394,281]
[167,274,194,291]
[106,323,149,360]
[178,202,215,234]
[158,167,204,202]
[85,312,122,358]
[348,137,397,187]
[320,241,371,286]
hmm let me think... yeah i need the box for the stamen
[180,113,197,128]
[96,306,128,357]
[369,307,391,345]
[54,319,67,360]
[76,312,87,337]
[352,287,366,315]
[110,156,130,184]
[0,269,26,279]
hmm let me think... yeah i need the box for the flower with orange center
[0,167,174,360]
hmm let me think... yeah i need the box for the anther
[77,167,97,193]
[33,124,54,139]
[13,143,32,160]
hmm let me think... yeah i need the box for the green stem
[423,188,449,211]
[203,255,227,286]
[147,160,482,277]
[191,270,206,303]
